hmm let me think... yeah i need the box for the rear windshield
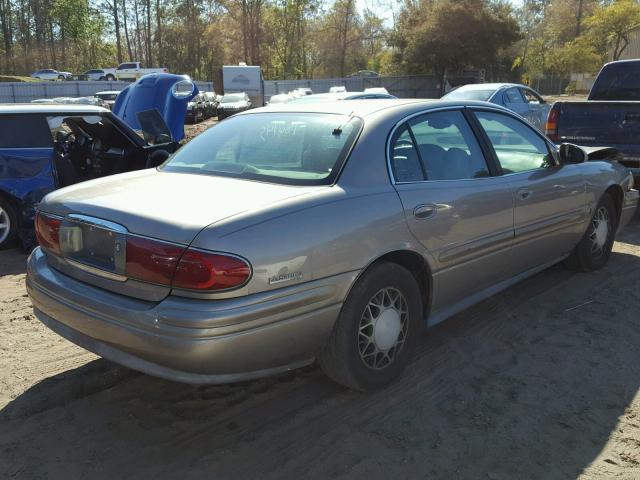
[590,62,640,100]
[442,89,495,101]
[161,113,362,185]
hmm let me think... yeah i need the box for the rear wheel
[106,74,115,81]
[319,262,422,391]
[58,75,65,81]
[0,198,18,250]
[567,194,617,272]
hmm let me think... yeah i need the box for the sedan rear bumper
[27,247,356,384]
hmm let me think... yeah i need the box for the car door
[520,87,550,131]
[389,109,515,320]
[473,109,587,276]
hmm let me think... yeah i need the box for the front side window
[521,89,543,104]
[162,113,362,185]
[475,111,554,174]
[406,110,490,180]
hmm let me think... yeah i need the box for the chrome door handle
[413,204,437,219]
[517,188,531,200]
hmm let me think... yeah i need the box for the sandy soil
[2,215,640,479]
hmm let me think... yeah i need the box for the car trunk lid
[39,169,321,301]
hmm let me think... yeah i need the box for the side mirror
[559,143,588,164]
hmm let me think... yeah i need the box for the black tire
[567,194,618,272]
[319,261,423,391]
[106,74,115,81]
[58,75,65,81]
[0,197,18,250]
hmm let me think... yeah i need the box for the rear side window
[0,115,54,148]
[475,111,554,174]
[407,111,490,180]
[390,126,425,182]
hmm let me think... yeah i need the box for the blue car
[0,74,197,250]
[441,83,551,131]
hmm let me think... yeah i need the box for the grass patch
[0,75,41,83]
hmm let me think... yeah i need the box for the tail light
[125,236,185,285]
[125,236,251,291]
[545,104,560,142]
[35,212,61,255]
[172,250,251,291]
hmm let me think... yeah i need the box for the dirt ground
[1,211,639,479]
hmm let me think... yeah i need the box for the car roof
[452,83,526,92]
[243,99,513,118]
[95,91,121,95]
[0,103,109,114]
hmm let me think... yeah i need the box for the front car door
[472,109,587,276]
[389,108,515,324]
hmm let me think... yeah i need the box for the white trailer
[222,64,264,107]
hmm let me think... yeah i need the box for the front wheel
[106,74,115,81]
[0,198,18,250]
[319,262,422,391]
[567,194,617,272]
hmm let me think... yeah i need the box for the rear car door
[473,109,587,276]
[389,109,514,320]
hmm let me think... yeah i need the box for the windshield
[589,63,640,100]
[442,89,495,101]
[221,93,245,102]
[161,113,362,185]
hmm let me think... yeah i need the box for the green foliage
[390,0,521,80]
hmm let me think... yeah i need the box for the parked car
[31,96,109,108]
[26,100,638,391]
[82,69,110,81]
[0,75,196,250]
[30,69,72,81]
[442,83,551,131]
[217,92,251,119]
[185,93,206,123]
[94,90,121,110]
[546,59,640,184]
[290,91,397,103]
[113,62,169,81]
[201,92,219,118]
[266,93,294,105]
[293,87,313,96]
[329,86,347,93]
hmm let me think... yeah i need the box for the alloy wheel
[0,205,11,244]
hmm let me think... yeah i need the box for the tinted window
[407,111,490,180]
[590,62,640,100]
[475,111,554,174]
[504,88,525,103]
[162,113,361,185]
[0,115,53,148]
[390,126,425,182]
[118,63,136,69]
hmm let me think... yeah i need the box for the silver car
[26,100,638,391]
[442,83,551,131]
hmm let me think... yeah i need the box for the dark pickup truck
[546,59,640,183]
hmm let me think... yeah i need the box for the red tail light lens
[545,104,560,142]
[125,236,185,285]
[35,212,61,255]
[172,249,252,291]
